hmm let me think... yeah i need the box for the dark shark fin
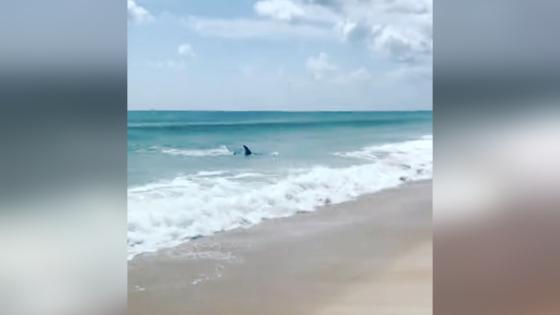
[242,145,252,156]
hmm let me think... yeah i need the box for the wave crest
[160,145,233,157]
[128,136,432,259]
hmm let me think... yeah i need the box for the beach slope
[128,180,432,315]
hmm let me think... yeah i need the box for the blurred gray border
[0,1,126,315]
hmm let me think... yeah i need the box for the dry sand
[128,180,432,315]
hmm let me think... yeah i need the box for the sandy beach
[128,180,432,315]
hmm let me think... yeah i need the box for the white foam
[228,172,267,179]
[334,135,432,164]
[160,145,233,157]
[193,170,228,177]
[128,136,432,259]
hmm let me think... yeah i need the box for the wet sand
[128,180,432,315]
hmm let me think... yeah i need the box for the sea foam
[160,145,233,157]
[128,136,432,259]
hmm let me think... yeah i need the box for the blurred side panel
[434,0,560,314]
[0,1,126,315]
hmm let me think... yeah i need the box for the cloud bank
[128,0,153,24]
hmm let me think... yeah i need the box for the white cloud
[188,0,432,65]
[254,0,432,64]
[128,0,153,24]
[369,25,431,62]
[254,0,337,23]
[328,67,372,85]
[306,52,337,79]
[148,59,186,71]
[254,0,305,21]
[384,0,430,15]
[335,19,369,42]
[305,53,372,84]
[386,64,432,82]
[332,1,432,63]
[177,43,195,57]
[345,67,372,81]
[186,16,331,40]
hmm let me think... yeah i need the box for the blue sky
[128,0,432,110]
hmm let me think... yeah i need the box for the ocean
[128,111,432,258]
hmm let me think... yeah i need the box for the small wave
[128,136,432,259]
[160,145,233,157]
[228,172,267,179]
[193,170,228,177]
[334,135,432,162]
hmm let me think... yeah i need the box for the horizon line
[127,108,433,112]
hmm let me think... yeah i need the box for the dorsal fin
[242,145,252,156]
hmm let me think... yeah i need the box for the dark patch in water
[129,240,143,247]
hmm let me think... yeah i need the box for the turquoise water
[128,111,432,258]
[128,111,432,186]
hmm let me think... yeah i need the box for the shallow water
[128,111,432,258]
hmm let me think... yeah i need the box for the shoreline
[129,180,432,315]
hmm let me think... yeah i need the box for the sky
[128,0,432,110]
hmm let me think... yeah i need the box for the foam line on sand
[128,180,432,315]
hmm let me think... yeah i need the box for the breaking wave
[160,145,233,157]
[128,135,432,259]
